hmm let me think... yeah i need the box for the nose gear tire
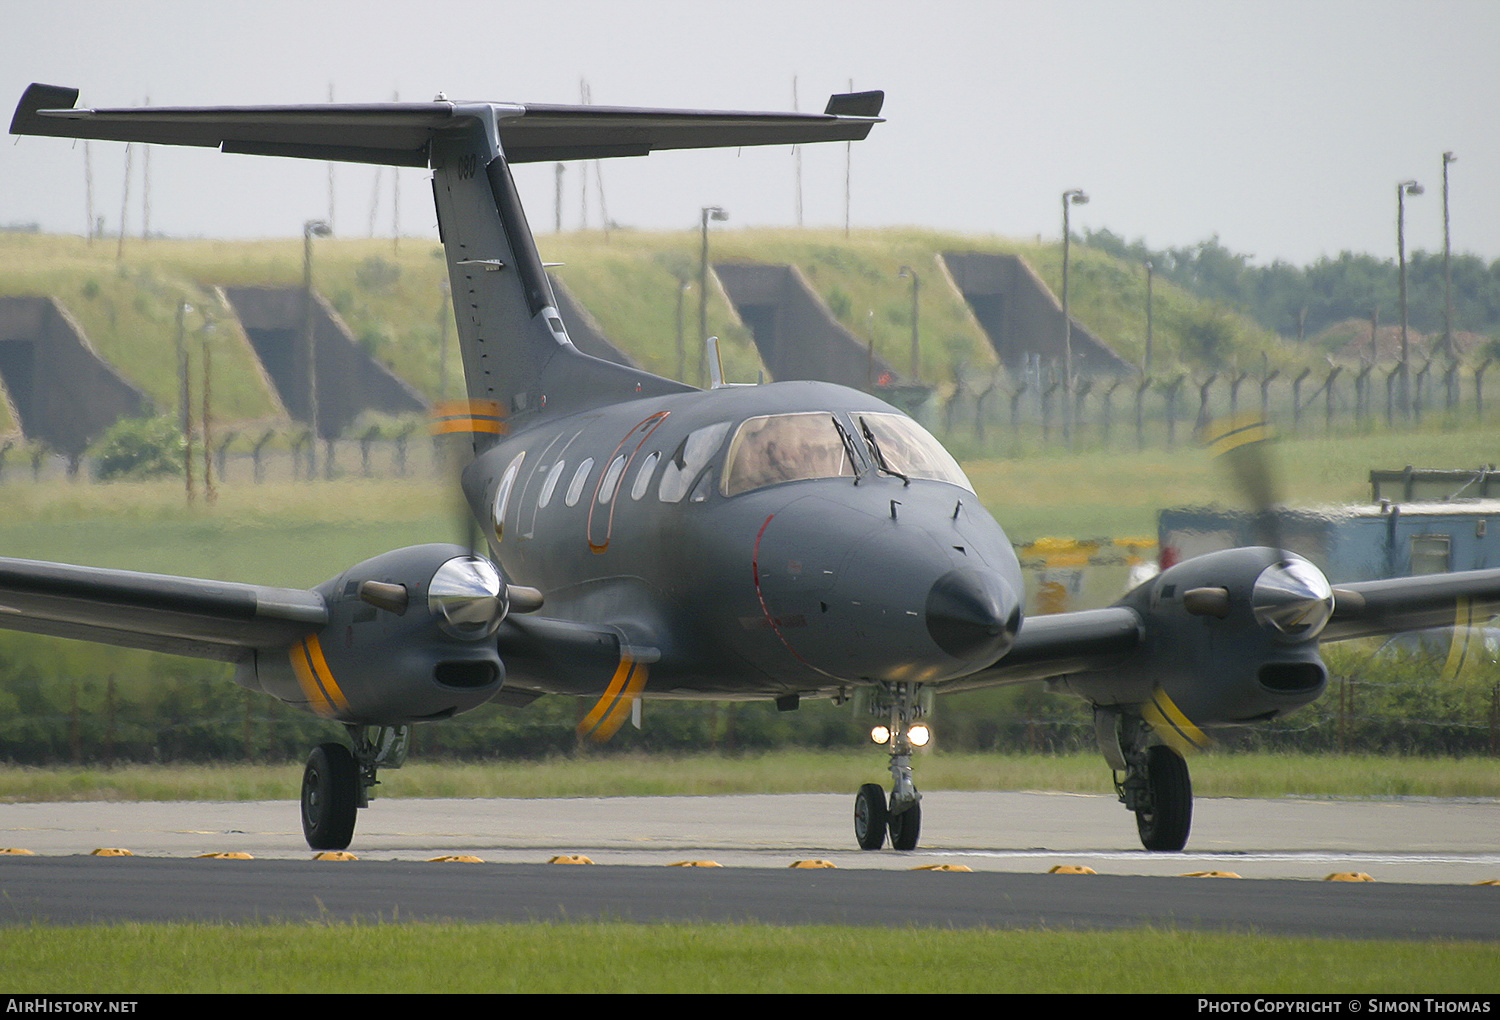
[854,783,888,850]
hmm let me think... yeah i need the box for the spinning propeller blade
[430,399,506,557]
[428,400,544,613]
[1203,413,1285,559]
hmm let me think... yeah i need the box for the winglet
[10,83,79,136]
[824,91,884,118]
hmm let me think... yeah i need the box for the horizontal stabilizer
[12,84,884,166]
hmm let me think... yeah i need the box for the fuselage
[465,380,1024,699]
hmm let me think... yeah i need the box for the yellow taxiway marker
[90,848,133,856]
[313,851,358,861]
[1324,872,1374,882]
[195,852,253,859]
[911,864,972,872]
[1048,865,1097,875]
[789,860,836,869]
[428,855,484,863]
[1180,870,1241,878]
[548,854,594,865]
[669,860,722,867]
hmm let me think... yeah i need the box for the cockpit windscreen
[857,412,973,491]
[721,413,857,496]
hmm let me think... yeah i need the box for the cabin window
[491,452,525,542]
[565,457,594,507]
[536,459,567,509]
[598,454,628,504]
[659,422,731,503]
[721,413,856,497]
[857,412,974,491]
[631,451,660,500]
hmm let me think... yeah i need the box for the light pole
[674,276,690,383]
[899,265,920,383]
[200,316,216,504]
[698,206,727,388]
[1396,180,1422,415]
[303,218,332,477]
[1061,188,1089,440]
[1143,259,1154,376]
[175,301,194,503]
[1442,151,1457,359]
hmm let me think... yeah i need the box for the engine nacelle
[1056,547,1333,727]
[236,544,511,724]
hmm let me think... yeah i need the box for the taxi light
[869,725,891,744]
[909,723,932,747]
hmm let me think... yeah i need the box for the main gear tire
[302,742,359,850]
[1135,744,1192,852]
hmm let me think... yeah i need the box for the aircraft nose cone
[1252,557,1334,639]
[925,567,1020,664]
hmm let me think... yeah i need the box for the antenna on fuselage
[706,336,725,388]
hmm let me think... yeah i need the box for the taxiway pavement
[2,794,1497,937]
[2,791,1497,883]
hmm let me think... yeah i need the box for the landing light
[869,723,931,747]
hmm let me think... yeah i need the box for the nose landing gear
[852,681,927,851]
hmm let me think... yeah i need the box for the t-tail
[11,83,883,435]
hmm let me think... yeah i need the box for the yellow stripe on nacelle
[576,655,649,743]
[289,634,351,718]
[1141,686,1211,755]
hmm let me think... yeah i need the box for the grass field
[2,751,1496,802]
[5,922,1496,993]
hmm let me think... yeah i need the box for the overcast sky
[4,0,1496,267]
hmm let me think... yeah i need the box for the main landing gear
[300,724,410,850]
[853,681,927,851]
[1098,709,1193,852]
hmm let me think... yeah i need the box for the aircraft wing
[932,607,1144,693]
[938,563,1500,694]
[1322,567,1500,642]
[0,557,327,662]
[11,84,883,167]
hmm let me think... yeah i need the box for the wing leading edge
[0,557,327,662]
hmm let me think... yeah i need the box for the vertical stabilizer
[429,113,691,429]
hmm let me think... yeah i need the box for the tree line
[1084,228,1500,350]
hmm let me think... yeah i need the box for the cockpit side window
[721,412,857,497]
[858,412,974,491]
[658,421,731,503]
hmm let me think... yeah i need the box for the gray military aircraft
[8,83,1500,854]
